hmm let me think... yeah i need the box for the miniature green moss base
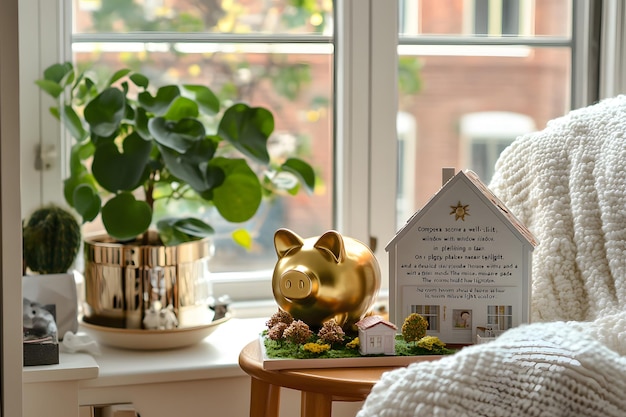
[263,334,456,360]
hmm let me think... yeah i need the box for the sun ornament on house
[450,201,470,221]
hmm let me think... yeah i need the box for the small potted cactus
[22,205,82,337]
[23,204,81,275]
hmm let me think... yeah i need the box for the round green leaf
[164,96,199,121]
[210,158,262,222]
[84,87,126,137]
[130,73,149,89]
[63,172,94,210]
[42,62,73,84]
[138,85,180,115]
[218,103,273,164]
[35,80,63,99]
[135,107,151,140]
[183,85,220,115]
[72,184,101,222]
[281,157,316,192]
[61,105,87,142]
[159,138,222,192]
[92,132,152,192]
[67,141,94,177]
[102,192,152,241]
[108,69,132,86]
[149,117,206,153]
[156,217,214,246]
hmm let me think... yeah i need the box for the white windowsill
[23,284,389,388]
[23,317,268,387]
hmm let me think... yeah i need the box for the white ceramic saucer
[81,314,231,350]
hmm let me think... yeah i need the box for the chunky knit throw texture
[358,96,626,417]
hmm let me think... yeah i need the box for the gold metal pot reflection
[83,231,214,329]
[272,229,381,329]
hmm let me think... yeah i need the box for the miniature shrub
[317,319,345,344]
[346,337,360,349]
[402,313,428,343]
[283,320,313,345]
[302,342,331,354]
[416,335,446,351]
[266,309,294,329]
[268,322,289,341]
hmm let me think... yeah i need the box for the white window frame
[17,0,622,316]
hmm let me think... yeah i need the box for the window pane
[74,0,333,35]
[400,0,571,37]
[71,1,334,273]
[398,47,570,215]
[397,0,572,229]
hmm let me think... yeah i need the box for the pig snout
[279,269,317,300]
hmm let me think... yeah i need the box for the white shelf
[23,352,99,384]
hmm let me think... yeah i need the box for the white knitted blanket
[358,96,626,417]
[358,322,626,417]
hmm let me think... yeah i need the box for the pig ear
[314,230,346,263]
[274,228,304,258]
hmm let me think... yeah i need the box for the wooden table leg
[301,391,332,417]
[249,376,280,417]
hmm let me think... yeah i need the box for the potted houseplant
[36,62,316,333]
[22,204,82,339]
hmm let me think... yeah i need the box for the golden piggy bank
[272,228,381,329]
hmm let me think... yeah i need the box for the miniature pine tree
[402,313,428,343]
[317,319,345,344]
[283,320,313,345]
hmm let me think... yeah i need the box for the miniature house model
[355,315,397,356]
[386,169,537,344]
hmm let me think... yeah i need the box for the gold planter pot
[82,232,214,330]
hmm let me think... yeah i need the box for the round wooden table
[238,340,401,417]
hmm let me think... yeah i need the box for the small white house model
[356,315,397,356]
[386,169,538,345]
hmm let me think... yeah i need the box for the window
[71,0,335,273]
[487,304,513,330]
[368,335,383,348]
[20,0,608,312]
[410,304,439,331]
[474,0,525,36]
[397,0,573,214]
[21,0,398,309]
[461,112,536,183]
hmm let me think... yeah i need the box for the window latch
[34,143,57,171]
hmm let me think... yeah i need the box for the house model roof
[386,169,538,250]
[356,315,398,331]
